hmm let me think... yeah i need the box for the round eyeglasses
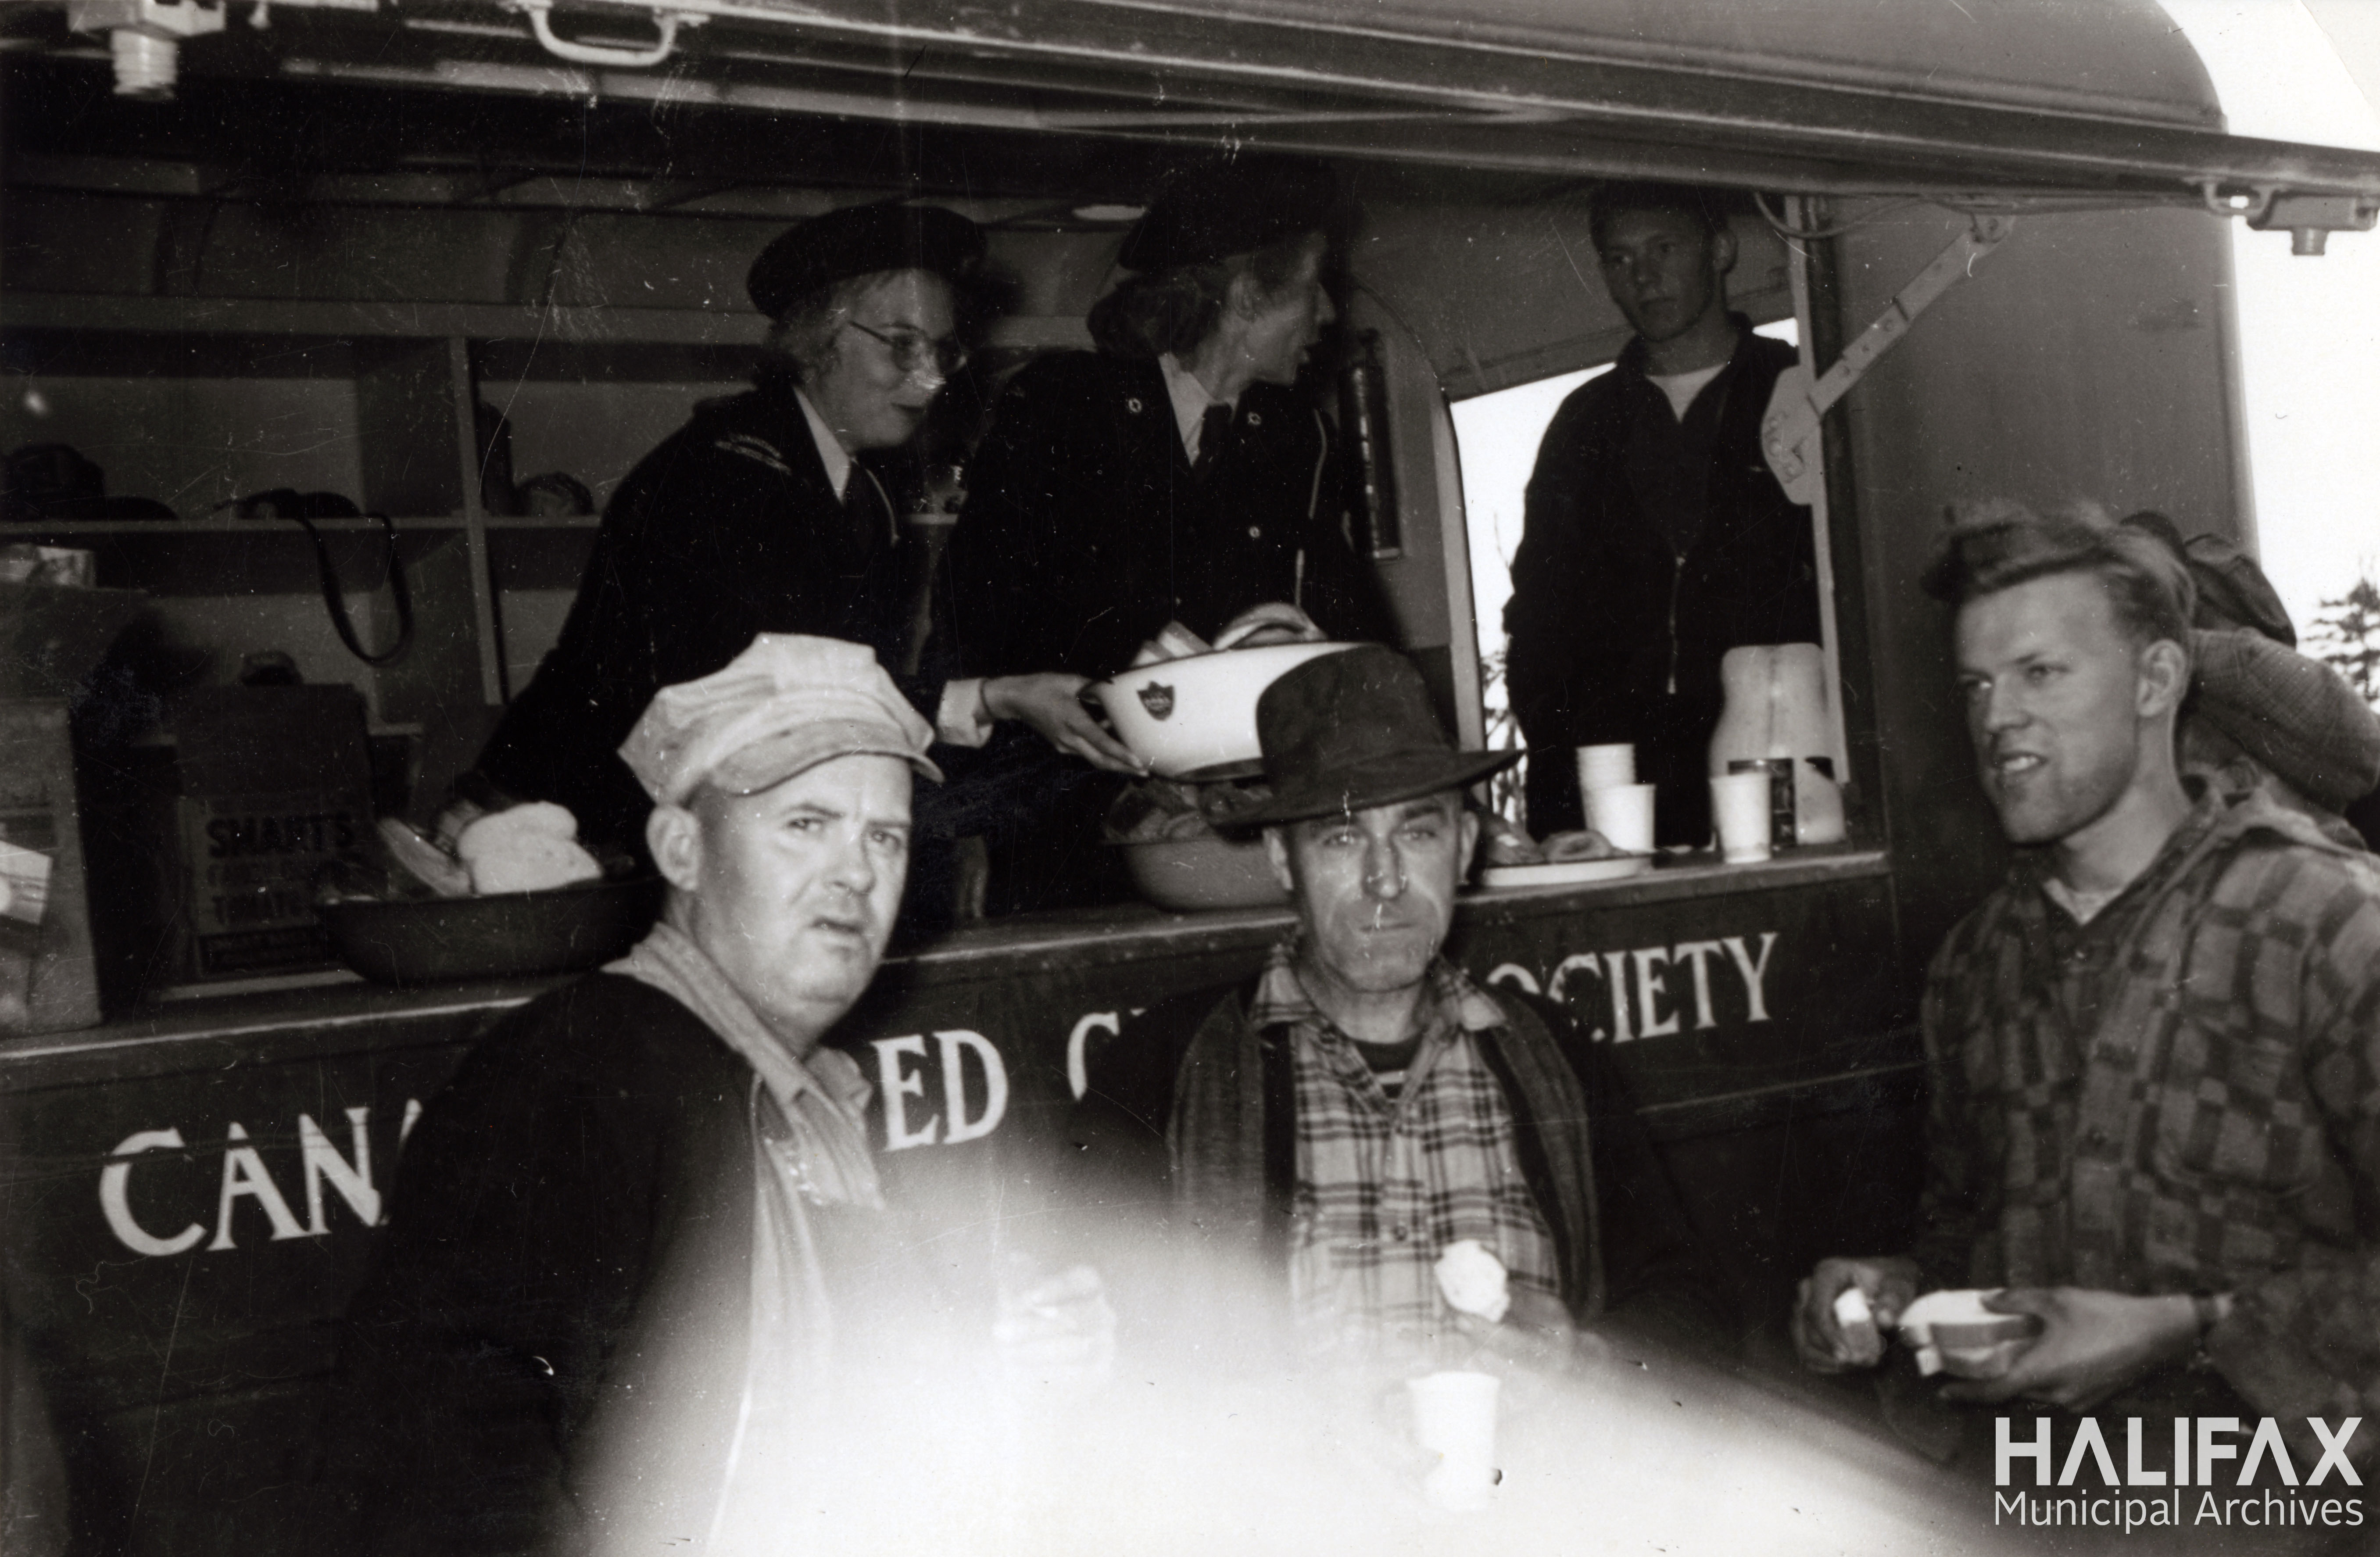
[842,317,969,379]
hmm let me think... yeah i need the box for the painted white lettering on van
[299,1107,380,1233]
[99,1128,205,1257]
[1722,933,1780,1023]
[1545,954,1605,1038]
[1671,941,1726,1030]
[1601,952,1635,1042]
[936,1031,1009,1145]
[211,1122,306,1250]
[398,1097,424,1151]
[872,1036,939,1150]
[1631,948,1682,1038]
[1067,1013,1120,1102]
[1484,963,1541,997]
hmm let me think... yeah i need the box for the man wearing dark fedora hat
[1065,646,1724,1367]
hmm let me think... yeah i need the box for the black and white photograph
[4,1,2380,1552]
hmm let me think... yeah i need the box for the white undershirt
[1160,352,1239,461]
[1646,362,1726,422]
[794,387,855,501]
[2043,876,2120,926]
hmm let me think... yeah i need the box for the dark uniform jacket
[1061,975,1732,1360]
[474,378,922,854]
[322,976,763,1555]
[941,351,1394,913]
[1504,323,1819,843]
[948,351,1393,680]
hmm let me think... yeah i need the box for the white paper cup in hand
[1709,772,1773,863]
[1575,742,1636,794]
[1408,1370,1500,1511]
[1582,782,1656,854]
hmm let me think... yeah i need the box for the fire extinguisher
[1336,329,1401,559]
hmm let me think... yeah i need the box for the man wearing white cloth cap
[326,635,1102,1556]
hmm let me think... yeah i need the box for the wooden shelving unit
[2,294,762,728]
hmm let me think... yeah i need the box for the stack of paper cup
[1408,1370,1501,1511]
[1575,744,1654,855]
[1709,771,1773,864]
[1575,743,1635,794]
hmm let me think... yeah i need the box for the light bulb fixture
[66,0,227,96]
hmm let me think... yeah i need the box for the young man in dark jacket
[1065,646,1729,1372]
[1504,181,1821,845]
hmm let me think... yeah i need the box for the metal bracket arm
[1761,214,2014,505]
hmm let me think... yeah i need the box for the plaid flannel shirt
[1914,787,2380,1444]
[1249,943,1560,1356]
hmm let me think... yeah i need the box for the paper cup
[1408,1370,1500,1511]
[1582,783,1656,854]
[1574,742,1636,794]
[1709,772,1773,863]
[1726,756,1798,848]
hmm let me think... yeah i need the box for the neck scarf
[608,921,884,1210]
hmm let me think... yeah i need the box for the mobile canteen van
[4,1,2377,1549]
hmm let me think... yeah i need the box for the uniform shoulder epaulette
[711,433,792,477]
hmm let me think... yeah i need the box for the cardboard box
[167,686,375,983]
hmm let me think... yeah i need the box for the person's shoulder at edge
[2203,787,2380,915]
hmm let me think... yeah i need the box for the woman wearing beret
[952,156,1392,680]
[946,156,1396,909]
[471,201,1131,860]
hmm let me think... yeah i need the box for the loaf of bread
[453,802,603,895]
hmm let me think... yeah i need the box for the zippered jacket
[1504,322,1818,841]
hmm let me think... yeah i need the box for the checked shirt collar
[1247,937,1507,1070]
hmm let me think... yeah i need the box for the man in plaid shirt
[1794,501,2380,1475]
[1068,646,1724,1369]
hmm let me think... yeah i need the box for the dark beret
[1117,155,1342,272]
[2193,627,2380,809]
[746,202,986,320]
[2117,512,2296,645]
[2184,533,2297,645]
